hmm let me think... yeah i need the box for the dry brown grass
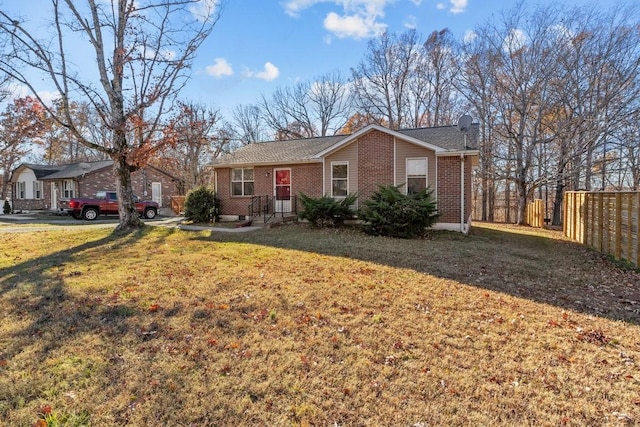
[1,223,639,426]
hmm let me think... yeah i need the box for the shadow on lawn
[200,223,640,325]
[0,229,152,363]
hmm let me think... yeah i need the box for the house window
[33,181,42,199]
[331,162,348,198]
[231,168,254,196]
[63,180,75,198]
[407,158,427,195]
[17,182,26,199]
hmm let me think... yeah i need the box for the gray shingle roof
[213,124,478,168]
[213,135,346,166]
[397,123,479,151]
[40,160,113,180]
[22,163,66,179]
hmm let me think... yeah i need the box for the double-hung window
[63,180,75,198]
[331,162,348,198]
[231,168,254,196]
[33,181,42,199]
[406,158,427,195]
[17,182,26,199]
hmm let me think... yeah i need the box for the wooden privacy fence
[526,199,544,228]
[564,191,640,268]
[170,196,186,215]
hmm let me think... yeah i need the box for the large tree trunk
[516,180,528,225]
[113,153,144,232]
[552,181,564,226]
[112,122,144,232]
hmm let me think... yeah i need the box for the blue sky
[3,0,606,117]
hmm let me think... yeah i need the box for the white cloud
[410,0,423,5]
[450,0,468,14]
[463,29,477,43]
[189,0,220,22]
[283,0,389,40]
[282,0,321,17]
[205,58,233,78]
[404,15,417,30]
[6,83,59,106]
[324,12,386,39]
[245,62,280,81]
[503,28,527,52]
[136,46,177,61]
[436,0,467,14]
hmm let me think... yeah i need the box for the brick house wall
[10,169,52,211]
[74,166,176,207]
[10,183,52,211]
[357,130,395,203]
[215,163,323,217]
[213,129,475,226]
[436,155,472,223]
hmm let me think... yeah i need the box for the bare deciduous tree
[0,0,221,231]
[156,101,229,193]
[232,104,268,145]
[350,30,421,130]
[259,71,351,140]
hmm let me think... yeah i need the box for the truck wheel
[82,207,99,221]
[144,208,157,219]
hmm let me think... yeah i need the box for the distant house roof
[212,123,479,168]
[21,163,66,179]
[40,160,114,180]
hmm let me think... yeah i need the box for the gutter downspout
[460,152,465,233]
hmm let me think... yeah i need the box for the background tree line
[1,2,638,226]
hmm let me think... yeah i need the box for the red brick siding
[76,166,177,207]
[215,164,323,216]
[357,130,394,202]
[11,183,52,211]
[465,156,473,220]
[436,155,472,223]
[291,164,323,198]
[12,166,177,211]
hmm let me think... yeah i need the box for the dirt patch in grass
[1,223,639,426]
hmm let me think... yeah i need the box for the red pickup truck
[61,190,159,220]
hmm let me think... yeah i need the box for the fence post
[583,193,589,246]
[626,193,632,263]
[615,193,622,260]
[637,192,640,268]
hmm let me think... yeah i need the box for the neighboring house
[211,123,479,232]
[9,160,180,212]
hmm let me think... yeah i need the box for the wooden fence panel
[526,199,544,228]
[564,191,640,268]
[170,196,186,215]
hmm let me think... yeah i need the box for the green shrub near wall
[359,184,439,238]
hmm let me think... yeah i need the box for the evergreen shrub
[359,184,439,238]
[184,186,220,223]
[298,192,357,227]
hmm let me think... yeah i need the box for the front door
[151,182,162,206]
[274,168,291,213]
[51,183,57,210]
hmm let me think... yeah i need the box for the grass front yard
[1,223,639,426]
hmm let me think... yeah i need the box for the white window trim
[17,181,26,199]
[406,157,428,195]
[331,161,349,199]
[231,167,254,197]
[63,180,75,199]
[33,181,43,200]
